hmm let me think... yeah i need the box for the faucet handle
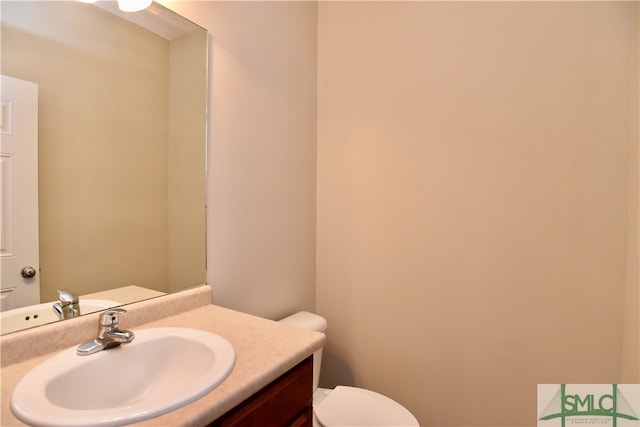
[99,308,127,327]
[57,288,79,304]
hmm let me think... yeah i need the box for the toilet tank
[279,311,327,391]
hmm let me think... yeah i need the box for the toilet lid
[314,386,419,427]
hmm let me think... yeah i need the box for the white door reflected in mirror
[0,75,40,311]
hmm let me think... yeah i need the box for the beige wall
[622,1,640,384]
[161,1,318,319]
[317,2,638,426]
[168,30,208,292]
[2,2,171,300]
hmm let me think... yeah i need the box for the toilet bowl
[279,311,419,427]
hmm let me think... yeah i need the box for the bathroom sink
[11,327,236,426]
[1,299,120,334]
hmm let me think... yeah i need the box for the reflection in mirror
[0,1,207,334]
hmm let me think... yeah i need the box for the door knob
[21,266,37,279]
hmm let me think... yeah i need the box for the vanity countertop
[0,287,325,426]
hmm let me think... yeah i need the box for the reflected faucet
[77,309,135,356]
[53,289,80,319]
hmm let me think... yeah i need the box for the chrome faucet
[77,309,135,356]
[53,288,80,319]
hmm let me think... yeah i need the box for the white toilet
[279,311,419,427]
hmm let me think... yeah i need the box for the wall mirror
[0,0,207,335]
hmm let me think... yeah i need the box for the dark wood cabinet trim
[210,356,313,427]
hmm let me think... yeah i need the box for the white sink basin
[1,299,120,335]
[11,327,235,426]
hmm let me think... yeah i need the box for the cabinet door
[289,406,313,427]
[212,356,313,427]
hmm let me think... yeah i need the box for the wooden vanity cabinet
[210,356,313,427]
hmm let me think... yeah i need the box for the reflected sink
[11,327,235,426]
[1,299,120,335]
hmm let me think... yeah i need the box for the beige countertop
[0,286,325,426]
[82,285,166,305]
